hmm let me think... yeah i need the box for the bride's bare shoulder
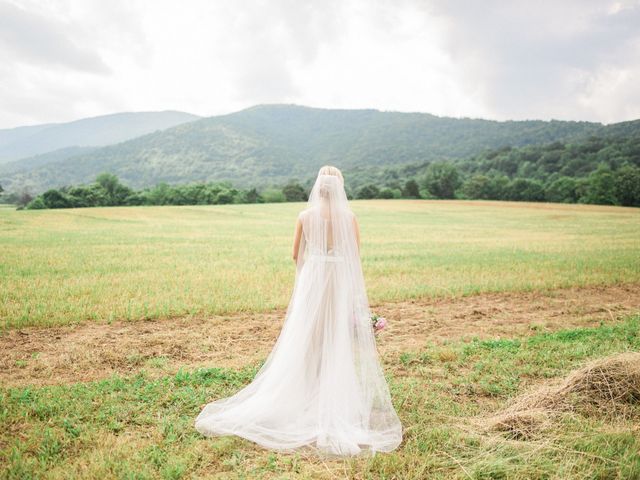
[299,205,321,216]
[297,207,312,221]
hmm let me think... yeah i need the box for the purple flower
[370,314,387,334]
[374,317,387,331]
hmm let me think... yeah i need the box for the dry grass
[485,352,640,440]
[2,283,638,388]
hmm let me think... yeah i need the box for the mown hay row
[485,352,640,439]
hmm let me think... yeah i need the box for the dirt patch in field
[1,284,638,388]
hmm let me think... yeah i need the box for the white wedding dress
[194,173,403,457]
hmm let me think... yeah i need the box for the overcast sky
[1,0,639,129]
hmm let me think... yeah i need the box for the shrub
[402,179,420,198]
[379,188,394,199]
[545,177,579,203]
[282,181,308,202]
[261,188,286,203]
[26,197,46,209]
[42,189,73,209]
[422,162,461,199]
[614,165,640,207]
[357,184,380,199]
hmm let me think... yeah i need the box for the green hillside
[0,146,98,176]
[345,133,640,206]
[2,104,615,193]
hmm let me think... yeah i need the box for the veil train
[194,169,403,457]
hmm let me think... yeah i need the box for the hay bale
[505,385,573,413]
[485,352,640,437]
[488,408,553,440]
[560,352,640,406]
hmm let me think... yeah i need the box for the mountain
[3,104,639,194]
[0,110,201,164]
[597,119,640,138]
[0,146,99,176]
[0,123,57,151]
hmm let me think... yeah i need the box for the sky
[0,0,639,129]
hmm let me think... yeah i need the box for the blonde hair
[318,165,344,184]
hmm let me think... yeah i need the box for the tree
[422,162,461,199]
[402,179,420,198]
[261,188,286,203]
[202,184,224,205]
[379,188,394,199]
[488,175,511,200]
[66,184,107,207]
[16,189,34,208]
[545,177,579,203]
[574,178,590,203]
[96,173,119,198]
[282,181,308,202]
[42,189,72,208]
[243,188,263,203]
[95,172,133,206]
[584,164,616,205]
[506,178,545,202]
[124,192,145,206]
[356,184,380,199]
[144,182,172,205]
[26,197,46,209]
[462,175,493,199]
[216,190,234,204]
[614,165,640,207]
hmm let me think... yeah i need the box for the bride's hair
[317,165,344,184]
[315,165,344,200]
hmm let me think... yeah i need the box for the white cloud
[0,1,110,73]
[0,0,638,128]
[428,0,640,122]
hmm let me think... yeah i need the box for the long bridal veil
[194,170,403,457]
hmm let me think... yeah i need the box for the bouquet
[371,314,387,334]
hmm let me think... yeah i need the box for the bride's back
[299,205,355,255]
[293,168,361,272]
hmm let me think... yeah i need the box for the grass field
[1,199,640,479]
[1,200,639,329]
[3,316,640,478]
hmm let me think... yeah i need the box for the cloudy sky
[1,0,639,129]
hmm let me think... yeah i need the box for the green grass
[2,315,639,479]
[2,199,639,478]
[2,200,639,330]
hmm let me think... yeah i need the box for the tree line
[349,134,640,207]
[1,133,638,209]
[8,173,296,209]
[7,162,636,211]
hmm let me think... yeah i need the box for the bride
[195,165,403,457]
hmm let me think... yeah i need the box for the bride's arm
[352,215,360,253]
[292,216,303,264]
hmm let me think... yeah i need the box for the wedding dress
[194,173,403,457]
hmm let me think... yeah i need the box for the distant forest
[4,132,638,209]
[3,104,634,194]
[347,134,640,206]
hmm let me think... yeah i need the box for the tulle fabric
[194,174,403,457]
